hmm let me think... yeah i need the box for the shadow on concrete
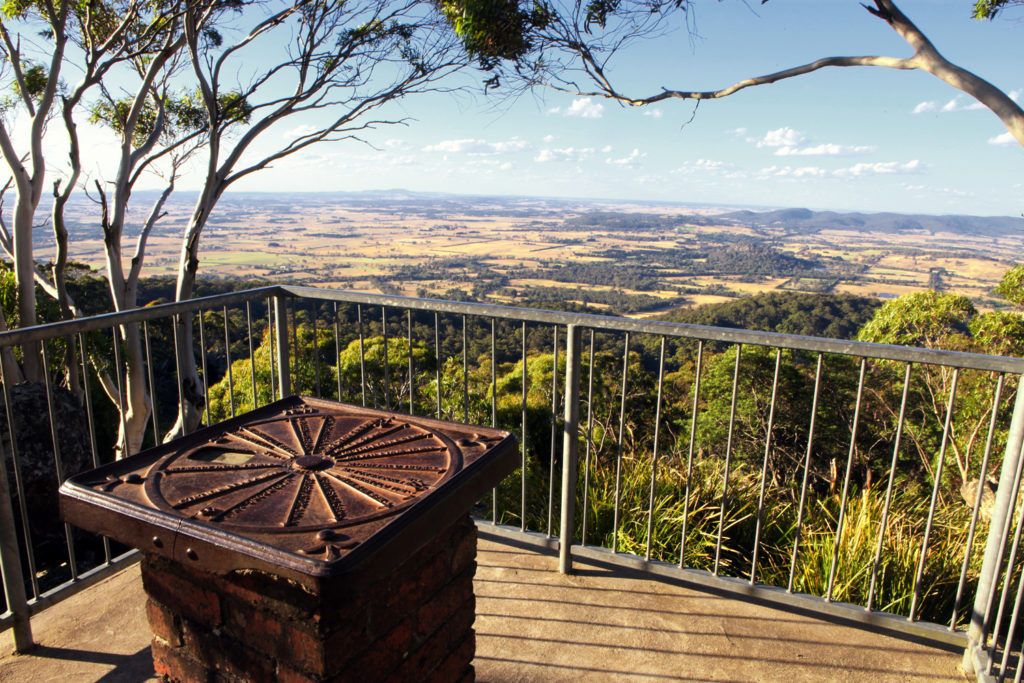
[15,644,154,681]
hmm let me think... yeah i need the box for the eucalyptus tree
[163,0,466,438]
[0,0,196,386]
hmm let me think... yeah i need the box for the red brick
[181,620,277,683]
[321,618,370,672]
[426,634,475,683]
[385,550,448,613]
[217,570,322,622]
[415,569,475,640]
[276,662,319,683]
[450,524,477,575]
[222,598,327,675]
[343,617,413,680]
[147,598,182,648]
[393,617,452,681]
[142,559,222,626]
[445,599,476,649]
[152,637,212,683]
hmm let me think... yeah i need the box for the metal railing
[0,285,1021,680]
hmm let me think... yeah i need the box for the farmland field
[50,191,1023,314]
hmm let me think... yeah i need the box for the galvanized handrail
[281,285,1024,373]
[0,284,1020,680]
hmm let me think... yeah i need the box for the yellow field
[55,196,1021,316]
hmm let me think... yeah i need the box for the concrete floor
[0,532,969,682]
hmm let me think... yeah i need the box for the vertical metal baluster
[680,341,704,568]
[612,332,630,553]
[434,312,442,419]
[713,345,743,576]
[788,353,824,593]
[559,325,582,574]
[521,321,528,531]
[290,299,299,394]
[382,307,391,411]
[143,322,160,443]
[491,318,497,523]
[0,419,31,650]
[78,333,110,563]
[951,374,1004,629]
[581,329,596,547]
[408,310,415,415]
[247,302,258,409]
[334,303,343,402]
[826,357,867,602]
[112,328,130,457]
[266,299,275,401]
[197,313,210,426]
[357,304,368,407]
[645,336,667,561]
[312,302,321,398]
[40,343,78,580]
[462,315,469,422]
[547,325,559,538]
[0,359,38,598]
[751,348,782,585]
[909,368,959,622]
[996,498,1024,681]
[224,306,235,418]
[868,363,913,611]
[273,297,291,400]
[986,440,1024,670]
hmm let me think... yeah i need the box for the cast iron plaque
[60,396,517,583]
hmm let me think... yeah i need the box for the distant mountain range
[719,207,1022,237]
[115,189,1021,237]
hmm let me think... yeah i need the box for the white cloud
[542,134,555,143]
[757,127,807,148]
[915,91,1019,114]
[756,127,872,157]
[989,131,1015,146]
[643,108,664,119]
[733,127,748,136]
[383,139,407,149]
[601,145,612,153]
[564,98,604,119]
[768,166,828,178]
[671,159,734,175]
[835,160,922,177]
[775,143,875,157]
[535,146,595,163]
[607,148,646,166]
[422,138,529,155]
[941,98,961,113]
[283,124,319,140]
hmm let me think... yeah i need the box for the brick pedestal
[142,515,477,683]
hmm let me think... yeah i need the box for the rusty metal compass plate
[60,396,517,582]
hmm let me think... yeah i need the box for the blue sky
[81,1,1024,216]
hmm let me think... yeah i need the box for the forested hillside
[660,291,881,339]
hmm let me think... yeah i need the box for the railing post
[274,296,291,400]
[0,437,33,652]
[559,324,582,574]
[965,378,1024,672]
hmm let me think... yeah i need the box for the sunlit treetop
[972,0,1024,20]
[436,0,551,69]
